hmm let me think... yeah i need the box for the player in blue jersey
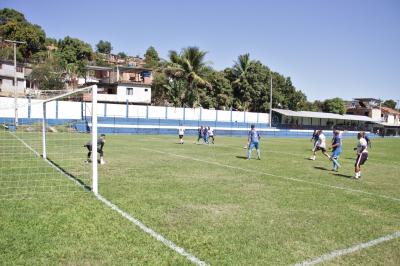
[203,125,209,144]
[362,132,372,148]
[330,130,342,171]
[247,124,261,160]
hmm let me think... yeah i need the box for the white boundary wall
[0,97,269,123]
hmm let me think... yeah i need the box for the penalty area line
[8,132,208,266]
[140,147,400,203]
[294,231,400,266]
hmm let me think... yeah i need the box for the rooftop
[273,108,379,122]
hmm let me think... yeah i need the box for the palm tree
[232,53,251,83]
[165,47,211,107]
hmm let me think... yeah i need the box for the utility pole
[4,39,26,126]
[269,75,273,127]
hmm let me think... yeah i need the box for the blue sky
[1,0,399,102]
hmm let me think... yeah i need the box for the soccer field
[1,132,399,265]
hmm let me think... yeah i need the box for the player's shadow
[313,166,330,171]
[332,173,353,179]
[46,157,92,191]
[236,156,248,160]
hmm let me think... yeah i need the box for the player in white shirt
[309,130,341,168]
[354,132,368,179]
[208,126,215,144]
[178,126,185,144]
[310,130,328,160]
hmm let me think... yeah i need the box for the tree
[165,46,211,107]
[0,8,46,59]
[144,46,160,68]
[57,36,93,76]
[96,40,112,54]
[382,99,397,109]
[30,57,65,90]
[117,52,127,59]
[232,53,251,83]
[205,71,233,109]
[0,8,26,24]
[323,98,346,114]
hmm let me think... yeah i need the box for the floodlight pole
[91,85,98,195]
[269,75,273,127]
[4,40,26,126]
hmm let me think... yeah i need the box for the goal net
[0,85,99,200]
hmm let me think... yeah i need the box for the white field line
[140,147,400,203]
[294,231,400,266]
[8,132,208,266]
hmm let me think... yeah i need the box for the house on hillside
[346,98,400,135]
[82,65,152,104]
[346,98,382,120]
[0,60,36,96]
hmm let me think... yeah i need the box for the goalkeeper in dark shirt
[84,134,106,164]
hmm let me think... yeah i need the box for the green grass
[1,131,399,265]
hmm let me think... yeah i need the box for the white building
[83,83,151,104]
[97,83,151,104]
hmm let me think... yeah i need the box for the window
[16,66,23,73]
[126,87,133,95]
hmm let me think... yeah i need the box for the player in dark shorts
[354,132,368,179]
[311,129,319,151]
[196,126,203,144]
[84,134,106,164]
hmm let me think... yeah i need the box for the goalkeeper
[84,134,106,164]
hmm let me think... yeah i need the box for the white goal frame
[40,85,99,194]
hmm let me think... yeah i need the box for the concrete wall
[0,96,270,124]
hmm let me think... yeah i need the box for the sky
[1,0,399,102]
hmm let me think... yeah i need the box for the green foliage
[151,70,170,106]
[323,97,346,114]
[206,71,233,109]
[95,40,112,54]
[303,100,324,112]
[383,99,397,110]
[0,8,46,59]
[144,46,160,68]
[57,36,93,76]
[93,52,111,67]
[0,8,26,24]
[29,57,65,90]
[117,51,127,58]
[165,47,211,107]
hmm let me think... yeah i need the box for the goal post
[41,84,99,194]
[0,85,99,200]
[91,84,98,194]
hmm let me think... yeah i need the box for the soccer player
[84,134,106,164]
[311,129,319,151]
[330,130,342,171]
[178,126,185,144]
[309,130,330,161]
[203,125,209,144]
[362,131,372,148]
[354,132,368,179]
[196,126,203,144]
[247,124,261,160]
[208,126,215,144]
